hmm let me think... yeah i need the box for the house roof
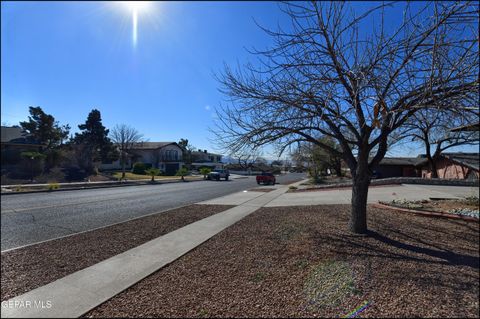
[1,126,42,145]
[443,152,479,171]
[191,150,222,156]
[131,142,178,150]
[378,157,426,166]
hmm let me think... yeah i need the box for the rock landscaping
[84,204,479,318]
[381,197,479,219]
[0,204,233,301]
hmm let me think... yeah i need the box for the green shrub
[47,182,60,191]
[289,185,298,190]
[132,162,150,175]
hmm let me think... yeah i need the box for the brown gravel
[1,204,233,301]
[85,204,479,318]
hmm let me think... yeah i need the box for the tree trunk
[334,159,343,177]
[427,156,438,178]
[121,153,126,180]
[349,162,371,234]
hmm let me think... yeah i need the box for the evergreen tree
[20,106,70,149]
[73,109,118,173]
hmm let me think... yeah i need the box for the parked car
[207,169,230,181]
[256,172,276,185]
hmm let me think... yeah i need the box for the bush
[132,162,151,175]
[47,182,60,191]
[20,151,46,180]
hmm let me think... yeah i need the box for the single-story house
[419,152,479,180]
[373,157,424,178]
[100,142,184,175]
[1,126,45,166]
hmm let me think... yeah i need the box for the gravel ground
[1,204,233,301]
[85,204,479,318]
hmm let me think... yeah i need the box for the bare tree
[110,124,144,180]
[212,1,479,233]
[405,107,479,178]
[230,147,263,170]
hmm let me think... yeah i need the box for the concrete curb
[1,203,194,254]
[371,202,479,222]
[298,177,479,190]
[0,178,205,195]
[291,183,401,192]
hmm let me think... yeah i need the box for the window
[164,150,178,161]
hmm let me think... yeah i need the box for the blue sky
[1,1,477,158]
[2,1,286,155]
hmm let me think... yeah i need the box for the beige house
[100,142,184,175]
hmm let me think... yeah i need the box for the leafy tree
[199,167,212,179]
[145,167,161,182]
[175,167,189,181]
[20,106,70,149]
[110,124,144,180]
[19,107,70,171]
[72,109,118,174]
[212,2,478,233]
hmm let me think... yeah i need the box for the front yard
[84,204,479,318]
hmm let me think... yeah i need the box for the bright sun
[120,1,152,47]
[122,1,150,13]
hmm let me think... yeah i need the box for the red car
[256,172,276,185]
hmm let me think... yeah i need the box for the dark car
[207,169,230,181]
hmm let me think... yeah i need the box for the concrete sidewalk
[1,180,307,318]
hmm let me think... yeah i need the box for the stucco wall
[422,158,478,180]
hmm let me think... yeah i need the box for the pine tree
[73,109,118,173]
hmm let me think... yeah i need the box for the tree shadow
[365,230,479,269]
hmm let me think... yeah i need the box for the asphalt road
[1,173,305,251]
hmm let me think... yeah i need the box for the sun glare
[122,1,151,13]
[119,1,152,48]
